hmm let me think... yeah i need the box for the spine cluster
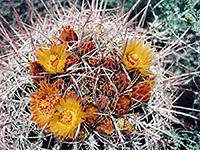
[29,25,156,140]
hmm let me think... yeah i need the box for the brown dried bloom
[88,58,101,67]
[97,96,111,111]
[29,61,45,84]
[102,83,116,97]
[114,94,132,115]
[58,25,78,45]
[84,102,100,125]
[117,118,134,133]
[96,116,114,134]
[51,78,66,91]
[132,76,156,103]
[78,41,96,56]
[65,53,79,68]
[113,72,130,92]
[103,57,117,70]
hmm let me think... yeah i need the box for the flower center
[39,95,55,114]
[50,54,59,67]
[127,53,139,66]
[60,111,73,123]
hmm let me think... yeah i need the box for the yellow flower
[29,81,61,129]
[34,42,71,73]
[121,38,154,75]
[46,92,85,140]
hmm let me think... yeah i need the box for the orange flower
[34,42,71,73]
[46,92,85,140]
[121,38,154,75]
[29,81,61,128]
